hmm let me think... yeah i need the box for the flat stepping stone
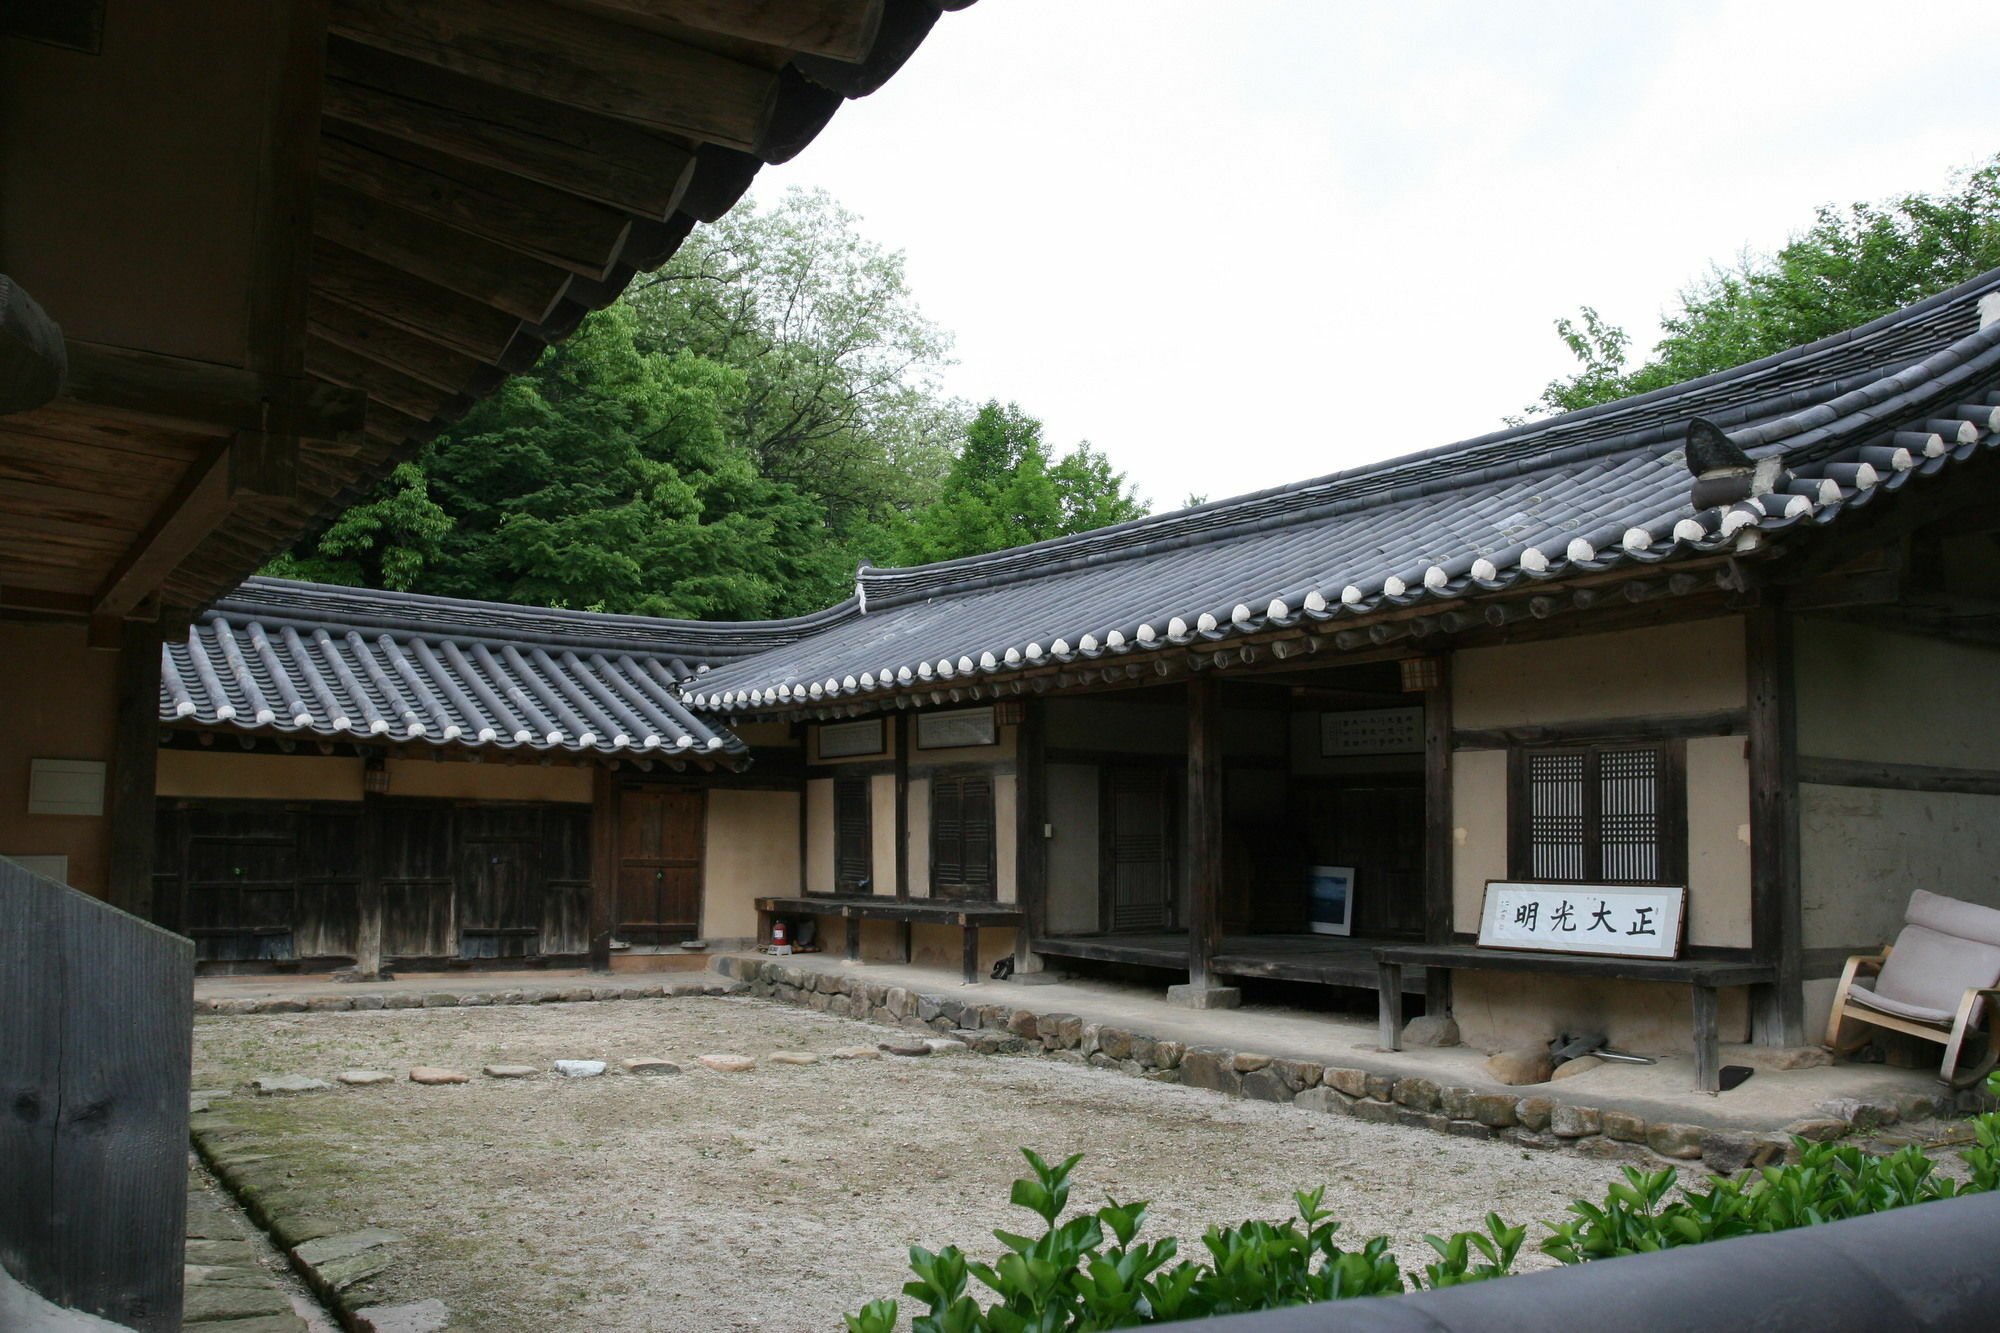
[620,1058,680,1075]
[879,1042,931,1057]
[294,1227,404,1267]
[698,1053,756,1073]
[407,1067,470,1085]
[183,1315,309,1333]
[482,1065,539,1079]
[554,1059,607,1078]
[251,1074,330,1096]
[182,1282,293,1323]
[925,1038,970,1054]
[355,1297,451,1333]
[828,1046,883,1060]
[767,1052,818,1065]
[338,1069,395,1086]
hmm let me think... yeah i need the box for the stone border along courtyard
[196,961,1989,1178]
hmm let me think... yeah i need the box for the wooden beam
[307,293,489,396]
[106,619,164,919]
[305,335,457,421]
[1798,755,2000,798]
[0,587,92,616]
[312,238,524,363]
[331,0,780,150]
[354,791,385,979]
[319,124,633,280]
[246,0,331,386]
[1184,673,1223,990]
[1746,604,1804,1045]
[91,433,298,619]
[312,179,566,324]
[322,38,699,220]
[1453,708,1751,751]
[1422,655,1454,952]
[589,767,618,972]
[59,342,366,444]
[595,0,883,63]
[1012,695,1048,971]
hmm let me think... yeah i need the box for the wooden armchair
[1825,890,2000,1088]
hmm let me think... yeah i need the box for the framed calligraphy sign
[1476,882,1686,960]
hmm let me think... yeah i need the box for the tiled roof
[160,581,745,763]
[689,270,2000,712]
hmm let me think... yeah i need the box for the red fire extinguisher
[770,919,791,954]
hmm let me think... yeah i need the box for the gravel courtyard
[192,994,1643,1332]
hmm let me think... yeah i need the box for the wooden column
[1013,696,1047,971]
[1747,605,1804,1044]
[588,766,618,972]
[1421,652,1455,1017]
[351,791,385,979]
[106,620,163,919]
[1170,672,1236,1007]
[894,711,911,897]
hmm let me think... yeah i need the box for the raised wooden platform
[1032,931,1429,995]
[755,896,1024,984]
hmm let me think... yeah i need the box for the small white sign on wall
[816,718,885,759]
[917,707,996,750]
[27,758,106,816]
[1478,882,1686,960]
[1319,707,1423,757]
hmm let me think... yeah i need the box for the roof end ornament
[1685,418,1786,510]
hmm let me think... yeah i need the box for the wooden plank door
[616,785,704,945]
[1302,776,1425,938]
[1101,767,1177,933]
[457,834,543,959]
[178,808,299,961]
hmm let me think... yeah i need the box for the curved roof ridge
[222,577,866,664]
[848,266,2000,611]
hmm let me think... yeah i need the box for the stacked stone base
[720,956,1971,1175]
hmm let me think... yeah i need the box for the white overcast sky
[769,0,2000,512]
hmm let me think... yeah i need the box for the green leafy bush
[849,1094,2000,1332]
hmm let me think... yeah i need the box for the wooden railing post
[1170,672,1238,1008]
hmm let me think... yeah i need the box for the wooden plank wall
[0,857,193,1330]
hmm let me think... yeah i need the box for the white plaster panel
[703,790,799,940]
[804,778,833,896]
[1800,784,2000,950]
[1685,735,1752,948]
[1795,619,2000,769]
[1454,617,1745,730]
[870,772,899,895]
[907,777,931,896]
[1451,750,1509,932]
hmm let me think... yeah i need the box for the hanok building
[150,270,2000,1066]
[0,2,966,1326]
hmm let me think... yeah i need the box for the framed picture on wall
[816,718,885,759]
[1306,865,1355,936]
[916,706,997,750]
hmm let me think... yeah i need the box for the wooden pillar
[353,791,385,980]
[894,710,911,897]
[107,620,163,919]
[588,766,618,972]
[1013,696,1047,971]
[1421,652,1455,1017]
[1747,605,1804,1044]
[1170,672,1237,1007]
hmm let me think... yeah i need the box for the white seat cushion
[1872,923,2000,1017]
[1846,980,1954,1027]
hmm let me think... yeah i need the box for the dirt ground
[193,995,1647,1333]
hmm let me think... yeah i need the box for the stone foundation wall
[719,956,1980,1175]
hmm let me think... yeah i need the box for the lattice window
[1511,743,1682,885]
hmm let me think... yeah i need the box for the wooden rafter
[59,342,367,444]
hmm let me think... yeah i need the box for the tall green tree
[901,400,1146,565]
[1528,154,2000,418]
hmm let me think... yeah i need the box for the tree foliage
[1529,155,2000,418]
[899,400,1147,565]
[269,189,1147,615]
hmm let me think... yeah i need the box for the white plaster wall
[1685,735,1752,948]
[1454,617,1746,730]
[1455,972,1750,1053]
[1795,619,2000,768]
[703,789,800,940]
[996,774,1018,903]
[1046,762,1100,934]
[1801,784,2000,949]
[1450,750,1509,932]
[869,772,898,894]
[804,778,833,895]
[907,776,930,895]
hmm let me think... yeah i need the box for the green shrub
[847,1087,2000,1333]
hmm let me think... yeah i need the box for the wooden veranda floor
[1030,931,1428,995]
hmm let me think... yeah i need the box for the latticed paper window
[833,776,872,893]
[1513,743,1681,884]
